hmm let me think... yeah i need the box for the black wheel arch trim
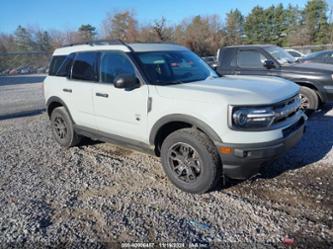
[295,80,327,103]
[46,96,75,123]
[149,114,222,145]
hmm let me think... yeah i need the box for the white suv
[44,40,307,193]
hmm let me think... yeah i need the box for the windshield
[264,46,296,64]
[136,50,218,85]
[303,51,327,60]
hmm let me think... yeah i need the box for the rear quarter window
[56,53,75,77]
[219,48,237,68]
[48,56,66,76]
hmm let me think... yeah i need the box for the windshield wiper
[155,80,184,85]
[155,77,210,85]
[205,75,219,80]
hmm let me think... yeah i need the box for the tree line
[0,0,331,71]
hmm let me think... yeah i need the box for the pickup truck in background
[217,45,333,113]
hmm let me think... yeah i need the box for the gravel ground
[0,76,332,248]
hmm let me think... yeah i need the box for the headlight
[231,107,275,129]
[229,95,301,130]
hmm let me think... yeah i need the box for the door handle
[63,88,72,93]
[96,92,109,98]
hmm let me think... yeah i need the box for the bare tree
[287,26,312,46]
[152,17,172,41]
[102,10,138,42]
[174,15,225,56]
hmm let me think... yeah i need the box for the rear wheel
[160,128,222,194]
[51,107,81,148]
[299,86,319,115]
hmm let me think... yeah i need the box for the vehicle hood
[283,62,333,74]
[155,75,299,105]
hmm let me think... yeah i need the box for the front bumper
[325,88,333,102]
[216,117,306,179]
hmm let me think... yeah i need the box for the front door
[236,49,279,77]
[93,51,149,143]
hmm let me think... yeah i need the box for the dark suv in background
[217,45,333,113]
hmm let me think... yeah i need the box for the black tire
[299,86,319,115]
[50,107,81,148]
[160,128,222,194]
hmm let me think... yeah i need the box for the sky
[0,0,311,34]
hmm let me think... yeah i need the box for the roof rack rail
[129,40,178,45]
[62,39,128,48]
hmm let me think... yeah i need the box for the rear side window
[56,53,75,77]
[72,52,99,81]
[49,56,66,76]
[237,50,266,68]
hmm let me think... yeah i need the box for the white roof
[53,43,188,56]
[53,44,130,55]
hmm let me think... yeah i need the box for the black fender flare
[46,96,75,123]
[295,80,328,103]
[149,114,222,145]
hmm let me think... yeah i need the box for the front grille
[273,95,300,124]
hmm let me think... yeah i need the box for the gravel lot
[0,75,332,248]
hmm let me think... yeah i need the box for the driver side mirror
[211,63,218,71]
[263,60,276,69]
[114,74,140,89]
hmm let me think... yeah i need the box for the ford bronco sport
[44,40,307,193]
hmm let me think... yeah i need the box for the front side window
[100,52,135,84]
[237,50,267,68]
[264,46,296,64]
[72,52,99,81]
[136,50,217,85]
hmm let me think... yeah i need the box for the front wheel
[160,128,222,194]
[299,86,319,115]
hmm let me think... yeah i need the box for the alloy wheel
[299,93,310,110]
[53,116,67,140]
[167,142,202,183]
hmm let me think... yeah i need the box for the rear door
[93,51,149,142]
[66,52,99,129]
[45,55,69,105]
